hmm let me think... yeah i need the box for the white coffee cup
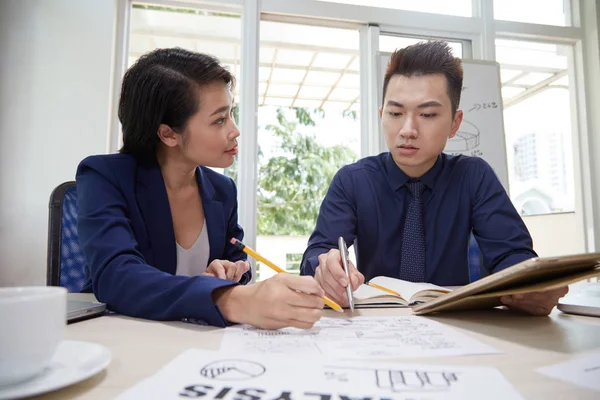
[0,286,67,386]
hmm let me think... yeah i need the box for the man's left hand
[500,286,569,316]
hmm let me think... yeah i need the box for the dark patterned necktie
[399,180,426,282]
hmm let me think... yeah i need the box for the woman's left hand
[203,259,250,282]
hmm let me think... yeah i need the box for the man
[300,41,567,316]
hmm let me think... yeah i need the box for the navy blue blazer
[76,154,251,327]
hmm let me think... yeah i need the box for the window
[494,0,570,26]
[496,39,575,215]
[255,21,361,280]
[285,253,303,274]
[128,4,241,180]
[312,0,473,17]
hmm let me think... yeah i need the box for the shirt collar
[384,152,445,192]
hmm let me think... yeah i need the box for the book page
[220,316,500,359]
[370,276,450,303]
[116,348,523,400]
[352,283,407,303]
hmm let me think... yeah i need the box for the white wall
[0,0,116,286]
[523,213,584,257]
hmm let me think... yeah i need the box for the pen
[338,237,354,311]
[229,238,344,313]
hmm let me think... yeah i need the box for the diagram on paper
[200,360,266,381]
[445,120,480,153]
[324,365,460,393]
[115,347,525,400]
[377,369,458,391]
[221,316,500,360]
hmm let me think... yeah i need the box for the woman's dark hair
[383,41,463,115]
[118,47,235,162]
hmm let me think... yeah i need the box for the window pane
[312,0,472,17]
[128,4,241,181]
[379,35,464,58]
[285,253,303,274]
[494,0,570,26]
[256,21,361,280]
[496,39,575,215]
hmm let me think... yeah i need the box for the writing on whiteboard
[468,102,499,112]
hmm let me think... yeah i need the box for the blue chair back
[467,232,484,282]
[47,182,87,292]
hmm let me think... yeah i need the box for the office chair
[468,232,486,282]
[47,181,87,292]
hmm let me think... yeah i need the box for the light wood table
[38,293,600,399]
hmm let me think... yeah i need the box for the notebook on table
[412,252,600,315]
[342,252,600,313]
[351,276,452,308]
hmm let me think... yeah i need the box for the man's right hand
[314,248,365,307]
[214,274,325,330]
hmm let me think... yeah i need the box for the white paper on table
[116,348,523,400]
[536,352,600,392]
[220,316,500,359]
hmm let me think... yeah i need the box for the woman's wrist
[213,285,248,324]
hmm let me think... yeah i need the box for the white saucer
[0,340,111,399]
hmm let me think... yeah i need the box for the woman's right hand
[213,274,325,330]
[203,259,249,282]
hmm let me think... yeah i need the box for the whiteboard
[379,55,509,190]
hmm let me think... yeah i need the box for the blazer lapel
[136,161,177,274]
[196,167,225,263]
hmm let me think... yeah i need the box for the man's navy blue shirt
[301,152,537,285]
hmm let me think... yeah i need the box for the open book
[412,252,600,315]
[345,252,600,313]
[351,276,453,308]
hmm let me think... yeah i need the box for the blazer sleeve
[76,157,237,327]
[300,166,358,276]
[223,178,252,285]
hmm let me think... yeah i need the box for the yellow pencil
[368,282,401,297]
[230,238,344,313]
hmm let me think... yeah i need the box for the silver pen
[338,237,354,311]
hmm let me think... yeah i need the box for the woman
[77,48,324,329]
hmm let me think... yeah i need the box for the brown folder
[412,252,600,315]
